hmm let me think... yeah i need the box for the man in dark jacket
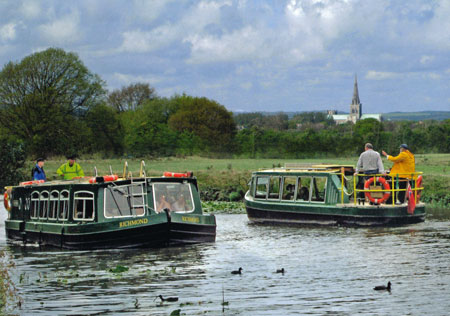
[32,158,46,181]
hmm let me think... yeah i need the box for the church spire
[352,74,360,105]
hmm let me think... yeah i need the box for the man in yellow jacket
[382,144,415,203]
[57,155,85,180]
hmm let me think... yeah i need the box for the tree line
[1,48,449,163]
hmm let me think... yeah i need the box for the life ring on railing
[20,180,45,186]
[364,177,391,205]
[415,175,423,202]
[3,191,11,211]
[163,171,193,178]
[88,174,119,184]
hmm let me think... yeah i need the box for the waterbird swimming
[373,281,391,291]
[156,295,179,302]
[231,267,243,274]
[276,268,285,274]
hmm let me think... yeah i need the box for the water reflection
[1,207,450,315]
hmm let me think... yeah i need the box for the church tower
[349,75,362,123]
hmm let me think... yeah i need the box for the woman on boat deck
[56,155,85,180]
[32,158,46,181]
[156,193,171,213]
[382,144,415,203]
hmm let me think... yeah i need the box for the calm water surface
[1,205,449,315]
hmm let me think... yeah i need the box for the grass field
[36,153,450,177]
[32,153,450,208]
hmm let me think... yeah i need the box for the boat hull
[168,212,216,244]
[5,213,216,249]
[245,203,426,227]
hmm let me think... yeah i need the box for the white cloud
[119,25,178,53]
[185,26,269,63]
[20,0,41,19]
[39,11,81,44]
[111,72,161,86]
[420,55,434,65]
[365,71,401,80]
[0,23,17,41]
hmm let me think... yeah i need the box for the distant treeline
[1,48,449,162]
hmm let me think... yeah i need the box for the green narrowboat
[244,164,425,227]
[3,171,216,249]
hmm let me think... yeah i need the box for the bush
[0,140,26,190]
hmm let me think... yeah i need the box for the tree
[0,139,26,189]
[168,95,236,153]
[0,48,105,156]
[108,83,157,112]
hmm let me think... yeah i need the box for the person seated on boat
[32,158,46,181]
[56,155,85,180]
[298,186,309,201]
[283,184,295,200]
[354,143,385,201]
[171,194,188,212]
[382,144,415,204]
[156,193,171,213]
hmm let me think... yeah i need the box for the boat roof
[254,164,355,175]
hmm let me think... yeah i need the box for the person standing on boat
[354,143,385,200]
[32,158,46,181]
[382,144,415,203]
[56,155,85,180]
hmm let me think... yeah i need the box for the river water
[1,204,449,316]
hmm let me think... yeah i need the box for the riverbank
[18,154,450,209]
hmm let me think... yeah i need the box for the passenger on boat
[354,143,385,200]
[156,193,171,213]
[382,144,415,203]
[284,184,295,200]
[172,194,187,212]
[56,155,85,180]
[32,158,46,181]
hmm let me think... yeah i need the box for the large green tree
[0,48,105,156]
[168,95,236,153]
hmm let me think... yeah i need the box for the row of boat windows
[253,176,327,203]
[27,182,195,221]
[30,191,94,221]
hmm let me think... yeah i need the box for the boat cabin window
[297,177,311,201]
[58,190,69,221]
[49,191,59,220]
[30,191,39,218]
[104,183,146,218]
[311,177,327,203]
[255,177,268,199]
[74,191,95,221]
[39,191,49,219]
[153,183,194,213]
[282,177,297,200]
[268,176,281,199]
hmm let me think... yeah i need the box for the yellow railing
[339,171,424,205]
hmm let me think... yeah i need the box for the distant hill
[382,111,450,121]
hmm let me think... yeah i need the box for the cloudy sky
[1,0,449,114]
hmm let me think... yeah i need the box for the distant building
[329,75,382,124]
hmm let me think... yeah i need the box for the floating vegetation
[108,265,129,274]
[201,201,245,214]
[0,250,22,313]
[170,309,181,316]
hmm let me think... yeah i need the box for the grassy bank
[29,154,450,209]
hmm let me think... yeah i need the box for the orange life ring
[20,180,45,186]
[163,171,193,178]
[88,174,118,184]
[3,191,11,211]
[364,177,391,205]
[415,175,423,202]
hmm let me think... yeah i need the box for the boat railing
[339,171,424,205]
